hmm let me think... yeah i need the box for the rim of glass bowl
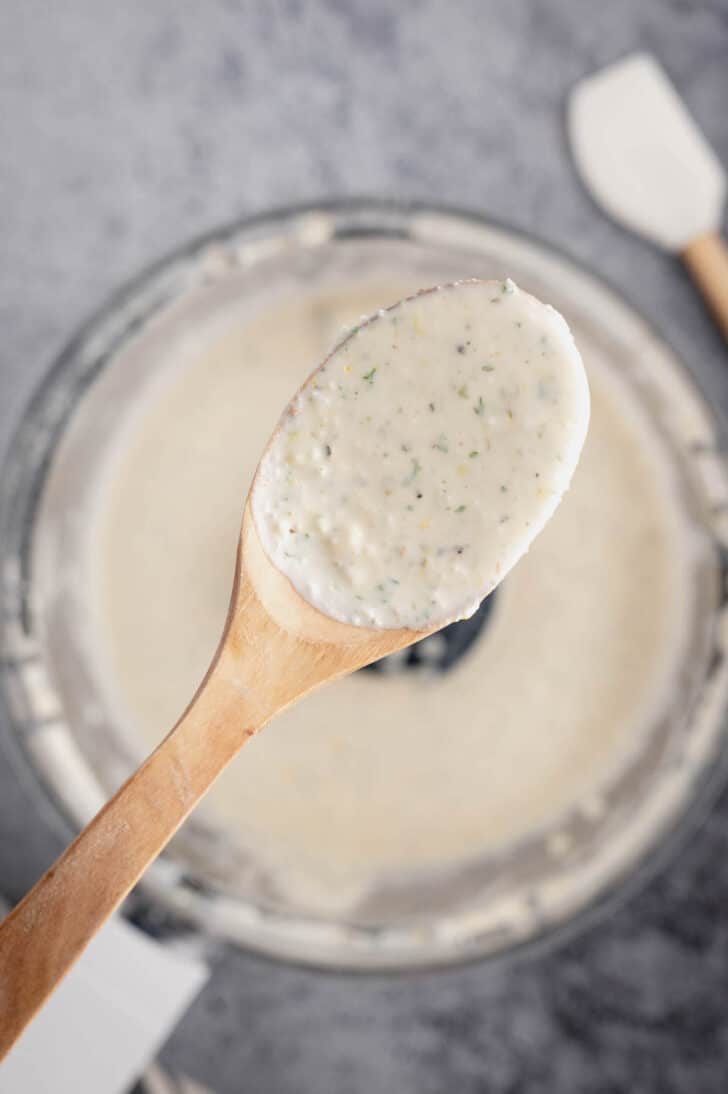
[2,198,728,973]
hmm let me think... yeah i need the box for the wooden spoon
[0,278,588,1055]
[0,507,424,1057]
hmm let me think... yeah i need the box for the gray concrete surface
[1,1,727,1091]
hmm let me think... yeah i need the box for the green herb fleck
[362,367,377,384]
[403,458,422,485]
[482,364,495,372]
[500,484,508,493]
[455,504,467,513]
[433,433,449,453]
[474,396,485,416]
[469,450,479,459]
[457,384,469,398]
[502,279,515,295]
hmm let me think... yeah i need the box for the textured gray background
[1,1,728,1091]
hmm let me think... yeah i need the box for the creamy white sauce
[85,280,690,914]
[253,280,590,628]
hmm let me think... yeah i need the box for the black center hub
[361,591,498,675]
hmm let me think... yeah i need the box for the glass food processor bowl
[2,200,728,970]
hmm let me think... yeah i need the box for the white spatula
[569,53,728,340]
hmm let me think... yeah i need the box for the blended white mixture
[87,278,690,913]
[253,280,589,629]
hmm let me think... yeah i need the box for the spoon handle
[0,653,260,1060]
[0,524,399,1056]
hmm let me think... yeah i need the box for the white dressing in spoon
[252,279,590,629]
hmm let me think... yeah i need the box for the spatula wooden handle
[0,663,260,1060]
[682,232,728,342]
